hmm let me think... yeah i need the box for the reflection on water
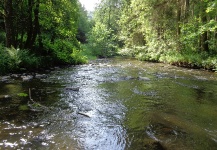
[0,58,217,149]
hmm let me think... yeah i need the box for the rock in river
[0,76,11,82]
[138,76,151,81]
[35,74,47,79]
[0,95,12,102]
[65,87,80,91]
[21,75,33,81]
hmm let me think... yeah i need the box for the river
[0,58,217,150]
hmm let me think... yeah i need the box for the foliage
[160,50,217,71]
[0,32,5,42]
[39,0,79,39]
[1,0,217,73]
[19,105,29,111]
[52,39,76,64]
[86,22,117,57]
[0,43,11,74]
[80,44,97,60]
[6,47,21,69]
[17,93,28,97]
[0,0,88,74]
[115,0,217,70]
[71,49,88,64]
[38,0,81,65]
[77,3,92,43]
[18,50,41,69]
[7,47,41,70]
[0,43,41,74]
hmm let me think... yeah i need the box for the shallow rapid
[0,58,217,150]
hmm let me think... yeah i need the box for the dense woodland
[0,0,217,75]
[88,0,217,70]
[0,0,88,74]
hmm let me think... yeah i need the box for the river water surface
[0,58,217,150]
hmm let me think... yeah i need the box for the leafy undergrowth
[118,46,217,72]
[159,51,217,71]
[0,43,88,75]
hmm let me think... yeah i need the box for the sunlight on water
[0,58,217,149]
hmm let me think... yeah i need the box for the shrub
[80,44,97,60]
[87,22,117,58]
[41,37,84,65]
[6,47,22,70]
[0,44,42,74]
[0,44,11,74]
[18,50,41,69]
[71,48,87,65]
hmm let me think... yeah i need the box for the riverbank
[0,44,87,75]
[159,51,217,72]
[118,48,217,72]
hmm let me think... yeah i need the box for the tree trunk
[4,0,15,47]
[200,1,209,52]
[30,0,40,48]
[177,4,181,36]
[201,31,209,51]
[25,0,33,49]
[215,16,217,37]
[185,0,190,19]
[215,16,217,48]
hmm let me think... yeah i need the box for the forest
[0,0,217,75]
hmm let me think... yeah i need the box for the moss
[17,93,28,97]
[19,105,30,111]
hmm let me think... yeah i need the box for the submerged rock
[65,87,80,91]
[21,75,33,81]
[144,141,165,150]
[0,95,12,102]
[35,74,47,79]
[10,74,21,78]
[138,76,151,81]
[0,76,11,82]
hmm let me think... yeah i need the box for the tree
[77,3,92,43]
[3,0,15,47]
[87,22,116,57]
[84,0,123,57]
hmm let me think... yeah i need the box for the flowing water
[0,58,217,150]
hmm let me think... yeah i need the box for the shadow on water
[0,58,217,149]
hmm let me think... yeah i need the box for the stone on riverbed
[21,75,33,81]
[144,140,165,150]
[0,95,12,102]
[0,76,11,82]
[65,87,80,91]
[10,74,21,78]
[35,74,47,79]
[138,76,151,81]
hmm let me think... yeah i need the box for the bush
[71,49,87,65]
[159,50,217,71]
[18,50,41,69]
[80,44,97,60]
[6,47,22,70]
[0,32,5,43]
[0,44,11,74]
[0,44,42,74]
[87,22,117,58]
[41,37,85,65]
